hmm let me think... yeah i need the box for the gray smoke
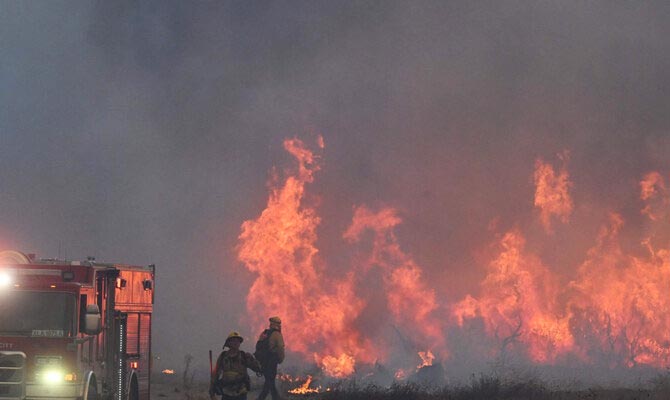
[1,0,669,382]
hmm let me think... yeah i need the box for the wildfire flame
[287,375,321,394]
[640,171,669,221]
[533,152,573,232]
[238,137,373,376]
[568,213,670,367]
[452,229,574,363]
[344,206,445,355]
[236,137,670,375]
[161,369,175,375]
[418,351,435,369]
[317,353,356,378]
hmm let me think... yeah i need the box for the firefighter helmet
[224,331,243,347]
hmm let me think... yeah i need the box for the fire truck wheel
[129,376,139,400]
[85,377,98,400]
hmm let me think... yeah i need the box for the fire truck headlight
[39,369,77,384]
[0,272,11,287]
[43,370,65,383]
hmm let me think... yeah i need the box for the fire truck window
[0,291,76,337]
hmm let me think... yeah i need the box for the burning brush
[237,136,670,379]
[280,374,330,395]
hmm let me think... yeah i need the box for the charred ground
[151,372,670,400]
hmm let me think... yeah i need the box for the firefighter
[255,316,285,400]
[210,331,262,400]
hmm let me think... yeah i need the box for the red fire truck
[0,251,154,400]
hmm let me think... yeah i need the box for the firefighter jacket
[211,350,261,397]
[268,330,285,364]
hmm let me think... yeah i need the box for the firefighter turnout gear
[210,333,261,400]
[267,330,285,363]
[257,318,285,400]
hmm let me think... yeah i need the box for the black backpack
[254,328,276,366]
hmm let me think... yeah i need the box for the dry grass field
[150,372,670,400]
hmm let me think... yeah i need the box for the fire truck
[0,250,154,400]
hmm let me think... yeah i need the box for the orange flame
[453,230,573,363]
[641,171,665,201]
[569,213,670,367]
[317,353,356,378]
[455,170,670,367]
[238,137,375,376]
[344,206,445,356]
[418,351,435,368]
[237,136,670,374]
[640,172,668,221]
[161,369,175,375]
[534,152,573,232]
[287,375,321,394]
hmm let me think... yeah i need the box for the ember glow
[238,138,670,377]
[161,369,175,375]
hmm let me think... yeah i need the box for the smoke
[1,0,670,383]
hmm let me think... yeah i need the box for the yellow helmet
[224,331,243,347]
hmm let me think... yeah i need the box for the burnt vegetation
[289,373,670,400]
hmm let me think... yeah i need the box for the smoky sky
[1,0,670,374]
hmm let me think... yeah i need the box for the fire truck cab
[0,251,154,400]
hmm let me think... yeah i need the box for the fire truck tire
[128,376,139,400]
[83,375,98,400]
